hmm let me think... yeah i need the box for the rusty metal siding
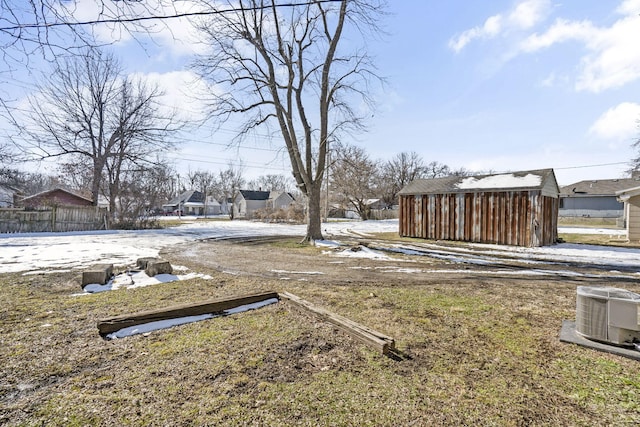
[399,190,558,247]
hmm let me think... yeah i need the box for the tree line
[1,142,469,224]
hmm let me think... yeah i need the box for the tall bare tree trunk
[193,0,383,243]
[306,182,324,241]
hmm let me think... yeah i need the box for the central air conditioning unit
[576,286,640,346]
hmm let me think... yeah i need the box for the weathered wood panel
[0,206,107,233]
[398,190,559,247]
[98,291,279,335]
[280,292,395,355]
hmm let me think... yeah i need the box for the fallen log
[97,291,279,336]
[279,291,395,355]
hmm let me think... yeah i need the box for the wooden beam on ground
[97,291,279,335]
[279,291,396,355]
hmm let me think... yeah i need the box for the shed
[19,188,93,209]
[616,186,640,242]
[398,169,559,247]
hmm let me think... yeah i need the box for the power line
[554,161,629,170]
[168,155,290,172]
[0,1,343,31]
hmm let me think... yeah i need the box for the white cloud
[520,19,595,52]
[130,70,214,123]
[616,0,640,15]
[449,0,551,52]
[58,0,209,57]
[519,3,640,92]
[589,102,640,141]
[508,0,551,29]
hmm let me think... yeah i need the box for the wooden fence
[0,206,108,233]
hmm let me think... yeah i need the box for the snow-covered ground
[0,218,397,274]
[0,218,638,275]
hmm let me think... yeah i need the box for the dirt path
[161,236,640,288]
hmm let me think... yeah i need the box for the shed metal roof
[399,169,557,195]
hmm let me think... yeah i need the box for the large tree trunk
[305,182,324,242]
[91,157,105,207]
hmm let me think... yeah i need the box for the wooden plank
[97,291,279,335]
[279,291,396,355]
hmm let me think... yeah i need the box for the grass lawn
[1,236,639,426]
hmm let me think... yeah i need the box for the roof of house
[165,190,204,206]
[269,191,295,201]
[616,185,640,200]
[399,169,557,195]
[20,187,92,204]
[0,183,22,193]
[560,178,640,197]
[238,190,270,201]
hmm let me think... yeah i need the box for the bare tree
[13,48,177,209]
[211,163,245,218]
[423,160,452,179]
[187,169,218,217]
[0,167,56,195]
[112,161,175,226]
[330,143,378,220]
[0,141,15,164]
[192,0,385,241]
[57,155,93,194]
[247,174,294,192]
[0,1,187,67]
[377,152,428,206]
[630,121,640,175]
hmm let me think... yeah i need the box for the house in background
[162,190,205,215]
[616,186,640,241]
[232,190,295,219]
[344,198,388,219]
[204,195,222,216]
[268,191,296,211]
[0,184,22,208]
[559,176,640,218]
[398,169,559,247]
[18,188,93,209]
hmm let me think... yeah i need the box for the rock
[145,260,173,277]
[136,257,159,270]
[82,264,114,287]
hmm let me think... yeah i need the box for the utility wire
[554,161,629,170]
[0,1,343,31]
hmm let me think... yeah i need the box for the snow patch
[456,173,541,190]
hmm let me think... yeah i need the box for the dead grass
[558,217,621,228]
[558,232,639,247]
[1,242,640,426]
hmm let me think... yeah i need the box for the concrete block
[145,260,173,277]
[136,257,159,270]
[82,264,114,287]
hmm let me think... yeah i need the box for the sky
[2,0,640,186]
